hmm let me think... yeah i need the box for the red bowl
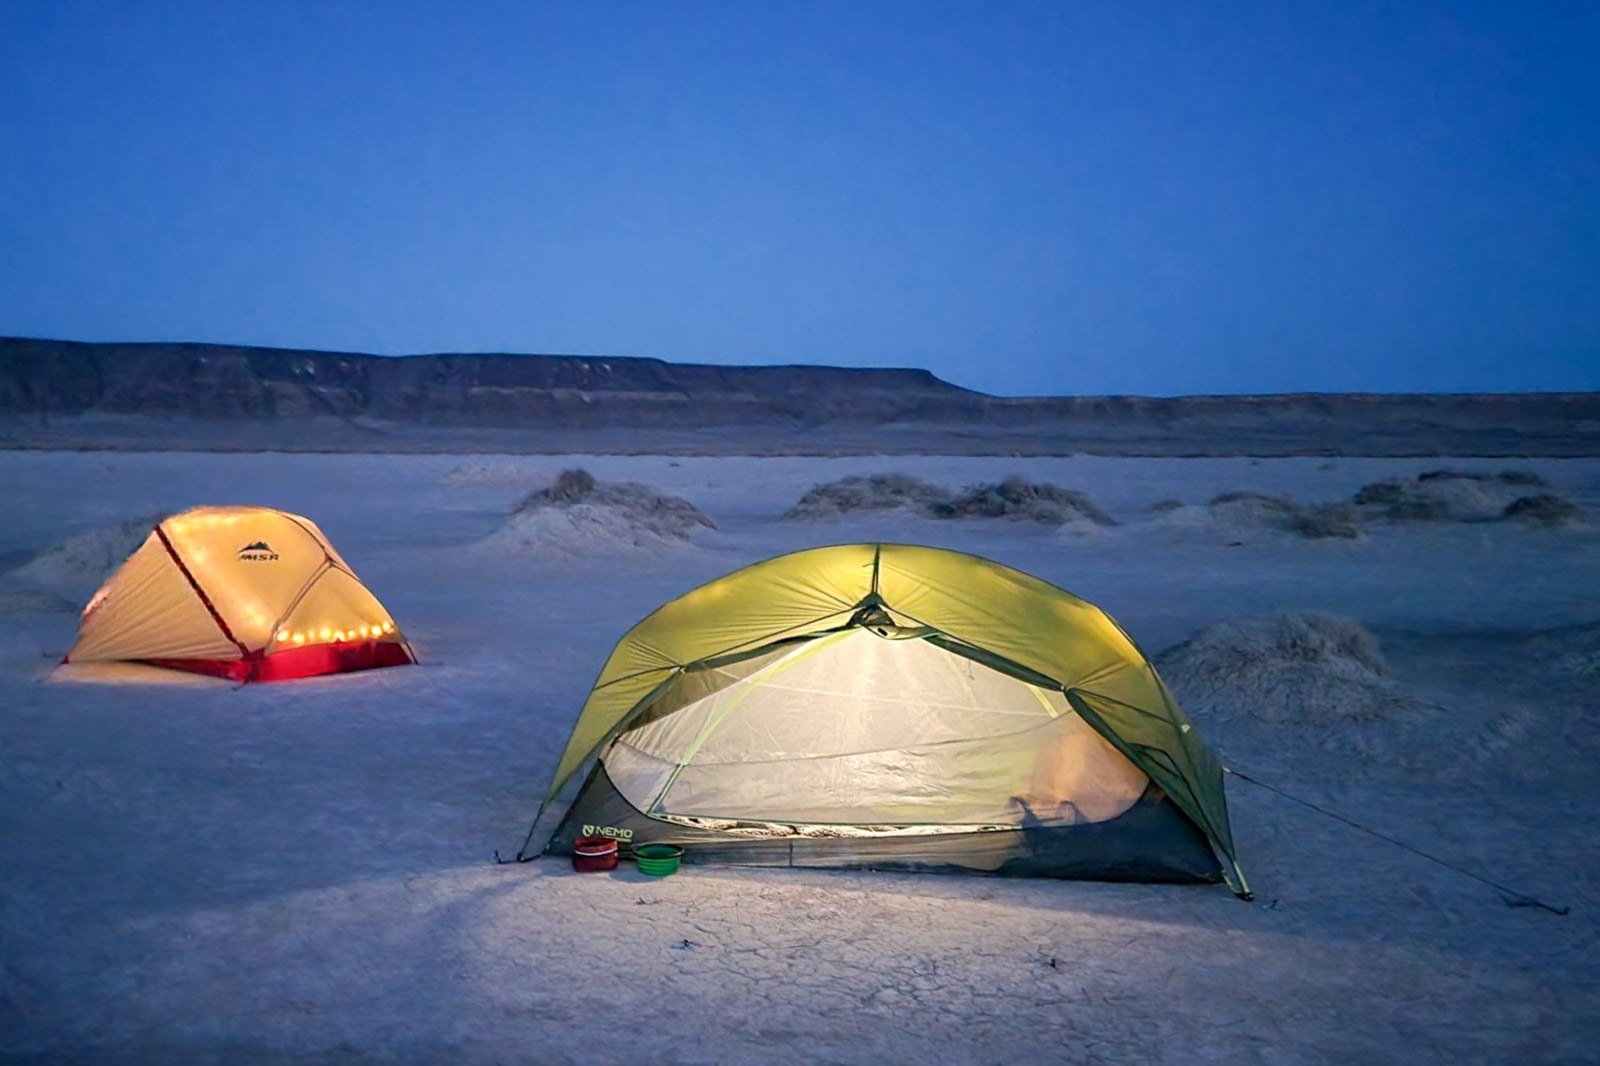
[572,834,619,873]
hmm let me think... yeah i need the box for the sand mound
[440,461,555,489]
[784,474,951,521]
[1179,492,1360,540]
[928,476,1115,526]
[783,473,1115,528]
[478,469,714,557]
[1352,470,1577,525]
[9,514,162,592]
[1150,468,1576,540]
[1156,612,1424,726]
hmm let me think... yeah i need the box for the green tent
[520,543,1248,895]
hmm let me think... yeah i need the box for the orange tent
[64,506,414,682]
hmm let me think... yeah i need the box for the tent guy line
[1224,767,1569,916]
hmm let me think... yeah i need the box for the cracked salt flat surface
[1,452,1597,1064]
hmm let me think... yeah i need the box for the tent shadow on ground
[516,845,1571,957]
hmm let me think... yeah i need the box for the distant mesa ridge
[1,336,1596,457]
[0,336,971,423]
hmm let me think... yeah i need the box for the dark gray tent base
[547,762,1223,885]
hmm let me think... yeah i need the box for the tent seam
[154,522,249,659]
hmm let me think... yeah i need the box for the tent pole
[512,800,549,862]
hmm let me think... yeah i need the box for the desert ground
[2,451,1597,1065]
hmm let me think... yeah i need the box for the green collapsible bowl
[633,843,684,877]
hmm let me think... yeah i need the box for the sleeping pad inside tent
[63,505,414,683]
[521,543,1248,895]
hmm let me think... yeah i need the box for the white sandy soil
[1,452,1597,1065]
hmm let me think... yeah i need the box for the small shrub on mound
[1353,472,1576,525]
[1352,480,1405,506]
[1204,492,1358,540]
[543,468,598,503]
[1417,476,1531,520]
[929,476,1116,526]
[485,468,715,556]
[1207,491,1294,531]
[1284,504,1361,540]
[1501,493,1581,526]
[784,474,951,521]
[1156,612,1424,727]
[1210,490,1282,507]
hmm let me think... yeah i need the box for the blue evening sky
[1,1,1596,395]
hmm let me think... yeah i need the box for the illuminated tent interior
[523,543,1248,895]
[63,505,414,683]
